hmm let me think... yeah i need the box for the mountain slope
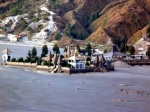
[1,0,150,46]
[87,0,150,44]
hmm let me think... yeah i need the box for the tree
[78,31,84,40]
[53,44,60,54]
[54,32,62,40]
[64,23,72,37]
[89,10,99,25]
[85,43,92,56]
[11,58,16,62]
[41,45,48,57]
[129,45,135,55]
[146,46,150,59]
[18,57,24,62]
[76,44,80,53]
[28,50,32,58]
[120,43,128,53]
[48,0,57,9]
[32,47,37,58]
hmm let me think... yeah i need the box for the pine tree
[85,43,92,56]
[32,47,37,58]
[129,45,135,55]
[28,50,31,58]
[64,23,72,37]
[41,45,48,57]
[53,44,60,54]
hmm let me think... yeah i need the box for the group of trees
[120,43,135,55]
[63,23,73,37]
[88,10,99,26]
[11,44,60,65]
[48,0,58,9]
[75,43,92,56]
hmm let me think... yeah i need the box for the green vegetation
[53,44,60,54]
[18,57,24,62]
[86,62,90,66]
[0,0,46,19]
[64,23,73,37]
[129,45,135,55]
[85,43,92,56]
[54,32,62,40]
[11,58,16,62]
[120,43,128,53]
[88,10,99,26]
[48,0,63,9]
[20,18,28,30]
[41,45,48,57]
[86,57,91,61]
[32,47,37,58]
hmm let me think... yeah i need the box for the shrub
[86,57,91,61]
[24,57,31,63]
[37,59,42,65]
[11,58,16,62]
[54,32,62,40]
[30,58,36,63]
[86,62,90,66]
[67,64,71,68]
[62,60,67,67]
[43,61,48,66]
[18,57,24,62]
[47,61,53,66]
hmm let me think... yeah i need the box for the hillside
[0,0,150,47]
[87,0,150,45]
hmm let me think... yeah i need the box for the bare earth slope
[87,0,150,44]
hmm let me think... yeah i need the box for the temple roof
[3,48,12,54]
[66,55,85,61]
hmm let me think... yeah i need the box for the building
[104,45,128,60]
[2,48,12,63]
[65,47,85,70]
[66,55,85,69]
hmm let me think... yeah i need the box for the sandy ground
[0,44,150,112]
[0,65,150,112]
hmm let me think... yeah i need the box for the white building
[7,34,18,41]
[66,55,85,70]
[2,48,12,63]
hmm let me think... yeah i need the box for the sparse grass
[0,0,46,19]
[127,25,148,44]
[89,13,108,32]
